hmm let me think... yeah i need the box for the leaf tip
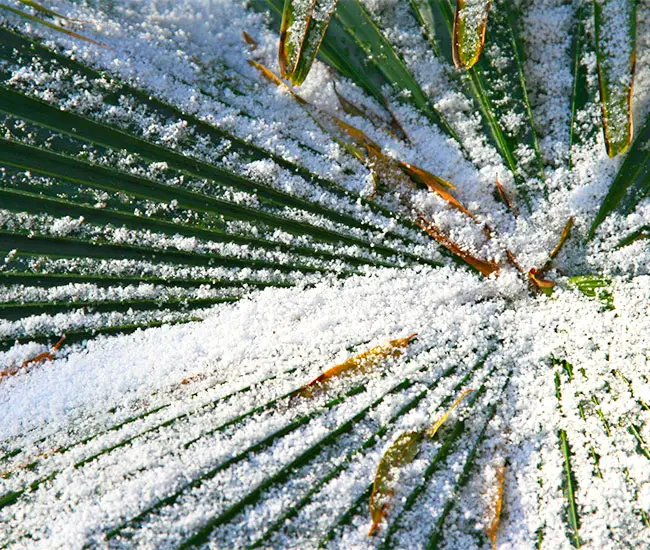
[368,517,383,537]
[242,31,257,49]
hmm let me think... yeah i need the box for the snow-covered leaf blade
[412,0,545,204]
[452,0,492,69]
[279,0,339,85]
[594,0,636,158]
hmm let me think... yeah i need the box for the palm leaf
[411,0,545,203]
[0,22,445,347]
[0,26,437,255]
[1,1,650,549]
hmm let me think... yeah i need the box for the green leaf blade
[0,2,102,46]
[589,112,650,238]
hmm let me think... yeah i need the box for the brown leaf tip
[242,31,257,49]
[495,175,518,217]
[528,268,555,295]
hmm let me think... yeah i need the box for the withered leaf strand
[495,175,518,217]
[416,215,500,277]
[333,83,410,143]
[299,333,417,397]
[486,463,506,550]
[242,31,258,49]
[0,335,67,382]
[368,387,474,535]
[549,217,574,259]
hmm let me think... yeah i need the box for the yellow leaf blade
[452,0,493,69]
[425,388,474,438]
[368,430,424,536]
[398,161,456,190]
[328,122,474,219]
[486,464,506,550]
[299,333,417,397]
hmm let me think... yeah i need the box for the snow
[0,0,649,548]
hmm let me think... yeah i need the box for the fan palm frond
[0,0,649,548]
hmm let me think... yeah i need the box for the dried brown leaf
[242,31,258,49]
[0,335,66,382]
[495,175,518,217]
[505,250,524,274]
[415,215,500,277]
[299,333,417,397]
[486,464,506,550]
[528,268,554,295]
